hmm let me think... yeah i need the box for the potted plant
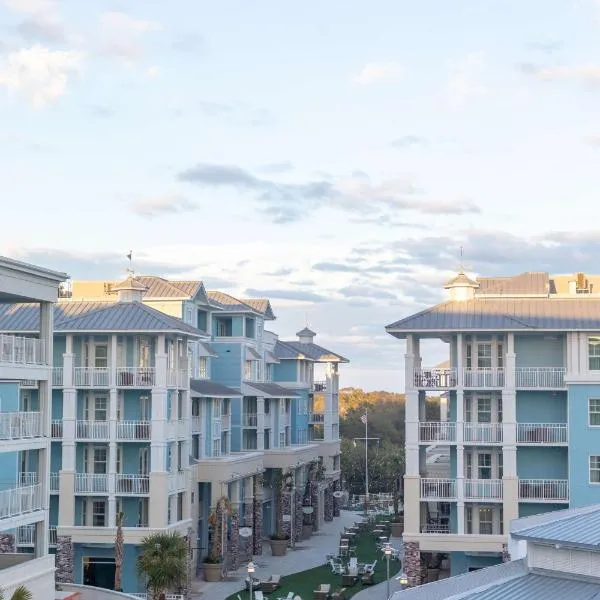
[269,532,290,556]
[202,553,223,582]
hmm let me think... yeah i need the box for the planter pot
[269,539,288,556]
[390,521,404,537]
[302,524,313,540]
[427,568,440,583]
[202,562,222,582]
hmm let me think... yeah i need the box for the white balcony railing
[517,423,568,444]
[463,368,505,388]
[17,524,35,545]
[75,473,109,494]
[191,416,202,433]
[115,474,150,495]
[519,479,569,501]
[76,420,109,439]
[168,471,186,492]
[73,367,110,387]
[117,367,156,387]
[167,419,186,439]
[421,524,451,534]
[463,422,503,443]
[51,420,63,439]
[313,381,327,393]
[49,526,57,545]
[419,422,456,443]
[52,367,64,387]
[0,334,45,365]
[420,478,456,499]
[413,368,458,389]
[116,421,151,441]
[211,419,221,439]
[221,414,231,430]
[310,412,325,424]
[463,479,503,500]
[0,412,42,440]
[19,472,37,486]
[50,472,59,492]
[0,484,43,519]
[515,367,566,388]
[243,413,258,427]
[129,594,183,600]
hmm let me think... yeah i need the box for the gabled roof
[190,379,241,398]
[241,298,276,320]
[112,275,148,292]
[208,291,262,315]
[477,272,550,296]
[444,272,478,288]
[275,339,349,363]
[0,301,206,336]
[296,326,316,336]
[135,276,211,305]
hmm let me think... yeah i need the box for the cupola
[296,326,316,344]
[444,271,479,301]
[112,275,147,303]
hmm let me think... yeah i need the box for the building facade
[0,256,66,600]
[386,271,600,576]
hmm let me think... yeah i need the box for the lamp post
[353,408,379,519]
[384,545,392,599]
[247,561,255,600]
[397,571,408,590]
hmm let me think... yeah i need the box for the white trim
[590,455,600,485]
[588,397,600,427]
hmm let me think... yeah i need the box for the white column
[324,363,334,441]
[110,334,117,387]
[257,397,265,450]
[108,388,118,527]
[456,389,465,534]
[405,335,415,390]
[505,333,515,389]
[405,390,420,477]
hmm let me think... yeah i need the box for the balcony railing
[17,524,35,545]
[75,473,109,494]
[420,478,456,499]
[73,367,110,387]
[515,367,566,388]
[221,414,231,430]
[464,479,503,500]
[117,367,156,387]
[0,411,42,440]
[0,334,45,366]
[76,420,109,439]
[52,367,64,387]
[115,474,150,495]
[419,422,456,443]
[421,524,451,534]
[167,419,187,439]
[49,526,57,545]
[191,416,202,433]
[51,420,63,439]
[211,419,221,438]
[168,471,186,492]
[313,381,326,393]
[463,422,503,444]
[310,412,325,424]
[166,369,187,388]
[519,479,569,502]
[116,421,151,441]
[243,413,258,427]
[19,472,38,486]
[463,368,505,388]
[413,368,458,389]
[50,472,59,492]
[0,484,43,519]
[517,423,568,444]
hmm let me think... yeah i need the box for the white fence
[0,334,45,365]
[0,412,41,440]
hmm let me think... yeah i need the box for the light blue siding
[210,343,242,388]
[50,442,62,472]
[515,334,564,367]
[51,389,63,419]
[516,447,568,479]
[0,382,21,490]
[53,335,66,366]
[518,503,566,518]
[273,360,297,382]
[516,391,567,423]
[450,552,502,575]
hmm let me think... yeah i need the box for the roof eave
[511,535,600,552]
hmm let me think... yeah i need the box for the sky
[2,0,600,392]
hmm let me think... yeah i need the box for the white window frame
[590,455,600,484]
[589,337,600,371]
[590,398,600,427]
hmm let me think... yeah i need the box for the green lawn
[225,525,400,600]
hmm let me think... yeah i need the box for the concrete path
[191,511,405,600]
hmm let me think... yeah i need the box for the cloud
[313,262,363,273]
[0,45,84,108]
[172,33,203,53]
[100,11,160,33]
[129,195,198,217]
[5,0,67,44]
[339,285,397,300]
[391,135,424,148]
[146,65,160,78]
[263,268,294,277]
[444,52,486,108]
[176,163,480,224]
[90,105,114,118]
[98,11,160,64]
[352,62,403,85]
[528,40,562,54]
[198,100,274,127]
[521,63,600,83]
[244,288,329,303]
[255,161,293,174]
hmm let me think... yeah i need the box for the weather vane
[126,250,133,276]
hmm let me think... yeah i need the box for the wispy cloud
[5,0,66,44]
[255,161,293,174]
[98,11,160,64]
[100,11,160,33]
[352,62,403,85]
[444,52,486,108]
[129,195,198,217]
[198,100,274,127]
[245,288,329,303]
[521,63,600,83]
[172,33,203,53]
[391,135,425,148]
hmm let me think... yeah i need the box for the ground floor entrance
[83,556,116,590]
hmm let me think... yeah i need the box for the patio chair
[331,588,347,600]
[313,584,331,600]
[261,574,281,593]
[361,570,375,585]
[329,558,344,575]
[255,592,265,600]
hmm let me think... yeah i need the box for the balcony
[115,474,150,495]
[463,423,503,444]
[75,473,109,494]
[421,524,451,534]
[419,422,456,443]
[73,367,110,388]
[191,416,202,433]
[463,368,505,388]
[168,470,186,492]
[310,412,325,424]
[52,367,63,387]
[0,411,42,441]
[49,526,57,545]
[211,419,221,438]
[464,479,503,501]
[18,472,38,486]
[117,367,156,387]
[221,413,231,430]
[50,472,59,493]
[167,419,187,439]
[519,478,569,502]
[243,413,258,427]
[0,334,45,366]
[16,524,35,546]
[76,420,109,440]
[420,478,456,500]
[0,484,43,520]
[517,423,568,444]
[515,367,566,389]
[313,381,327,393]
[51,420,63,439]
[116,421,151,441]
[413,368,458,389]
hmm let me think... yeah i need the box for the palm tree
[137,532,187,600]
[0,585,33,600]
[114,510,124,591]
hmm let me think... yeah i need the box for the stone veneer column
[55,536,74,583]
[281,490,292,539]
[324,484,334,522]
[242,501,253,562]
[0,533,15,553]
[252,474,263,555]
[182,527,193,600]
[230,512,240,570]
[310,483,319,531]
[333,480,341,517]
[502,543,511,562]
[294,489,303,542]
[403,541,421,587]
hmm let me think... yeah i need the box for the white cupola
[112,275,147,303]
[296,326,316,344]
[444,271,479,301]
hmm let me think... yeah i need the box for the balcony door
[139,447,149,476]
[84,446,108,475]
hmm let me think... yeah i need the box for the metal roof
[190,379,241,397]
[242,382,299,398]
[0,255,68,282]
[241,298,276,320]
[477,272,550,296]
[208,291,261,314]
[265,351,280,364]
[386,297,600,337]
[245,346,262,361]
[281,340,349,363]
[198,341,218,357]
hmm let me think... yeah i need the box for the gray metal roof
[241,298,276,320]
[208,291,261,314]
[265,351,280,364]
[273,340,303,360]
[386,297,600,337]
[198,341,218,357]
[0,301,206,336]
[278,340,349,363]
[242,382,299,398]
[190,379,241,397]
[245,346,262,361]
[0,255,68,282]
[477,272,550,296]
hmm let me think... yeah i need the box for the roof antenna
[459,245,464,273]
[126,251,134,276]
[305,312,310,328]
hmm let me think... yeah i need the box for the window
[590,399,600,426]
[497,342,504,368]
[116,445,122,474]
[590,456,600,483]
[138,498,149,527]
[479,508,493,534]
[93,447,107,474]
[215,317,232,337]
[92,500,106,527]
[477,398,492,423]
[478,453,492,479]
[497,397,503,423]
[95,345,108,368]
[197,356,208,379]
[477,344,492,369]
[589,337,600,370]
[465,506,473,534]
[264,399,270,414]
[466,344,472,368]
[498,453,503,479]
[266,364,273,381]
[244,361,253,381]
[466,452,472,479]
[212,438,221,457]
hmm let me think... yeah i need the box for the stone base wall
[324,485,334,522]
[240,502,253,562]
[229,513,240,571]
[403,541,421,587]
[310,483,319,531]
[294,490,303,542]
[502,543,511,562]
[56,536,74,583]
[280,490,292,540]
[333,480,341,517]
[253,475,263,555]
[182,527,193,600]
[0,534,15,553]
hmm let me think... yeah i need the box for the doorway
[83,556,116,590]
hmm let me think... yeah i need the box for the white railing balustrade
[50,472,59,492]
[166,370,177,387]
[20,380,37,388]
[420,478,456,499]
[419,422,456,443]
[221,414,231,430]
[116,421,151,440]
[178,369,188,388]
[0,484,42,519]
[49,526,57,545]
[51,420,63,439]
[115,474,150,495]
[463,368,505,388]
[463,422,503,443]
[19,472,37,486]
[313,380,326,392]
[52,367,64,387]
[515,367,566,388]
[421,524,450,534]
[0,334,45,365]
[310,412,325,424]
[76,420,109,439]
[0,412,42,440]
[517,423,568,444]
[168,471,186,492]
[17,524,35,545]
[211,419,221,438]
[191,416,202,433]
[73,367,110,387]
[463,479,503,500]
[243,413,258,427]
[75,473,109,493]
[117,367,156,387]
[519,479,569,501]
[413,368,458,388]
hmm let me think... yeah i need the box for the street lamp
[397,571,408,589]
[247,561,255,600]
[384,545,392,599]
[353,408,379,518]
